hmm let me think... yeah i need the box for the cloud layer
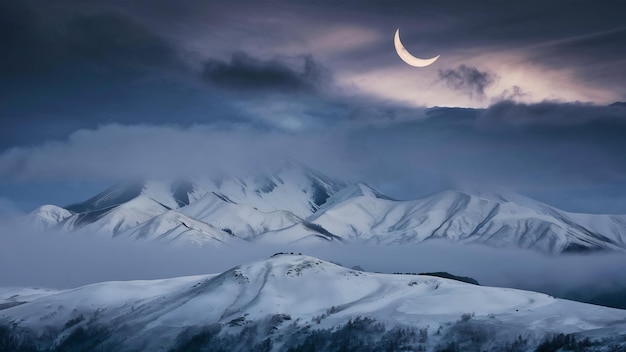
[202,53,328,94]
[2,225,625,310]
[1,101,626,212]
[438,65,497,100]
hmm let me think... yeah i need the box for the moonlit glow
[393,29,440,67]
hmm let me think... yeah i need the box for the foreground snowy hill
[1,255,625,351]
[22,165,626,254]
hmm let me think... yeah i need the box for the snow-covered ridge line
[22,163,626,254]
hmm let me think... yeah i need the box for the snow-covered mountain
[20,165,626,254]
[32,163,344,236]
[302,186,626,253]
[25,205,72,230]
[1,255,625,351]
[197,162,345,218]
[179,192,303,240]
[51,181,190,235]
[61,193,171,235]
[120,210,246,248]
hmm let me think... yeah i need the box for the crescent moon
[394,29,440,67]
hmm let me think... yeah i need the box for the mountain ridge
[21,164,626,254]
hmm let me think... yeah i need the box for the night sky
[1,0,626,213]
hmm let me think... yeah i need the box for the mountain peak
[353,182,393,199]
[64,180,193,213]
[30,204,72,218]
[26,204,73,230]
[199,162,345,218]
[223,254,362,288]
[65,181,145,213]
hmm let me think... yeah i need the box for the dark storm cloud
[3,0,626,150]
[4,0,626,98]
[64,13,178,70]
[0,2,178,76]
[524,27,626,92]
[379,0,626,55]
[478,100,626,129]
[271,0,626,98]
[438,65,497,100]
[202,53,329,94]
[0,1,191,150]
[0,1,49,75]
[493,86,528,102]
[2,100,626,212]
[0,1,341,150]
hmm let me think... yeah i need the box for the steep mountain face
[65,181,198,214]
[1,255,625,351]
[56,181,194,235]
[64,182,146,213]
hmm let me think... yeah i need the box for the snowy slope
[60,195,170,235]
[48,163,343,236]
[120,210,246,248]
[306,188,626,253]
[56,181,194,235]
[25,205,72,230]
[65,181,190,213]
[469,189,626,247]
[1,255,625,351]
[0,287,59,311]
[180,192,303,240]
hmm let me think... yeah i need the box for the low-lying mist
[1,223,625,309]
